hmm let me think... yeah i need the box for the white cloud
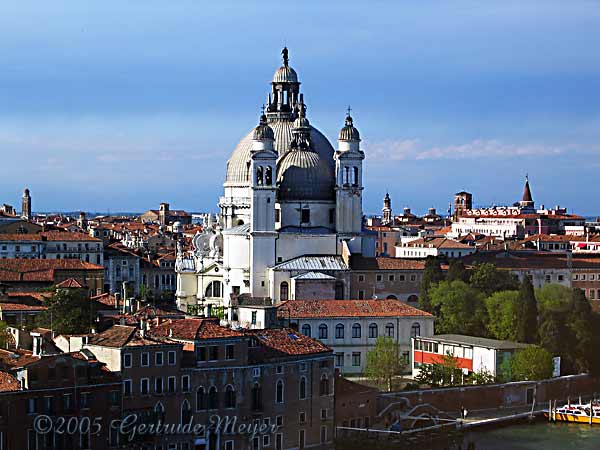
[365,138,565,161]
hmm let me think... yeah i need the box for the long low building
[278,299,434,375]
[412,334,529,380]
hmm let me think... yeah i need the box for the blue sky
[1,1,599,215]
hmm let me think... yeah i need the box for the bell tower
[382,193,392,225]
[21,188,31,221]
[335,109,364,236]
[249,112,278,297]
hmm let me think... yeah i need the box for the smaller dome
[277,149,335,201]
[252,113,274,141]
[339,113,360,141]
[273,65,298,83]
[293,101,310,130]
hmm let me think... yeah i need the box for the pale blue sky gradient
[1,1,599,215]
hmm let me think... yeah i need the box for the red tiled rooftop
[151,318,243,341]
[0,259,103,282]
[0,371,20,392]
[278,299,432,319]
[0,231,100,242]
[246,328,331,358]
[55,278,84,289]
[0,303,47,312]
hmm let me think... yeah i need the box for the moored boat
[544,403,600,424]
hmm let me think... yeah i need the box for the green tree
[535,283,572,313]
[446,259,469,282]
[419,257,444,313]
[365,336,405,391]
[568,289,594,373]
[415,353,463,387]
[515,276,538,344]
[469,263,519,296]
[485,290,520,341]
[429,280,487,335]
[469,368,495,385]
[511,346,554,381]
[36,289,97,335]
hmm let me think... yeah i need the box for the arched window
[301,324,311,337]
[196,387,206,411]
[385,323,394,337]
[205,281,222,298]
[320,375,329,396]
[411,322,421,338]
[335,281,344,300]
[386,295,398,300]
[256,166,263,185]
[335,323,344,339]
[154,402,165,423]
[318,324,328,339]
[224,385,236,409]
[280,281,289,301]
[276,380,284,404]
[265,166,273,185]
[352,323,361,338]
[181,399,192,424]
[251,383,262,411]
[208,386,218,410]
[407,295,419,303]
[368,323,378,339]
[299,377,307,400]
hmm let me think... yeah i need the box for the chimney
[140,319,146,338]
[114,292,121,310]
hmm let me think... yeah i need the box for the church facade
[176,48,375,318]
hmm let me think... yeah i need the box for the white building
[176,48,375,318]
[412,334,529,379]
[395,237,475,259]
[279,299,434,374]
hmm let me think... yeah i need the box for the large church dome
[276,148,334,201]
[224,47,335,186]
[225,121,335,184]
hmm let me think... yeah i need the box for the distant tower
[159,203,170,226]
[335,108,364,236]
[382,193,392,225]
[78,212,88,230]
[21,188,31,221]
[453,191,472,219]
[519,176,535,209]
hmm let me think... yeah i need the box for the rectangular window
[80,392,90,409]
[63,393,72,412]
[123,380,132,396]
[574,274,579,280]
[352,352,361,367]
[275,209,281,223]
[410,274,417,282]
[226,345,235,360]
[263,435,270,447]
[320,426,327,443]
[198,347,207,362]
[399,274,405,281]
[329,209,335,224]
[276,415,283,427]
[140,379,149,395]
[299,412,306,424]
[358,290,365,300]
[321,409,328,419]
[168,351,176,365]
[141,352,149,367]
[276,365,284,374]
[582,274,587,281]
[251,311,257,325]
[155,352,164,366]
[168,376,176,393]
[155,377,163,394]
[358,274,364,282]
[123,353,132,368]
[388,275,394,281]
[299,429,306,449]
[301,209,310,224]
[225,441,234,450]
[209,346,219,361]
[276,433,283,450]
[181,375,190,392]
[376,274,382,281]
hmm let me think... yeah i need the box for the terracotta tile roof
[6,292,52,302]
[0,349,39,368]
[461,251,600,270]
[522,234,573,243]
[0,231,100,242]
[87,325,136,348]
[277,299,432,319]
[90,293,118,308]
[351,256,425,271]
[0,303,47,312]
[150,318,243,341]
[0,259,102,282]
[0,371,20,392]
[246,328,331,360]
[55,278,84,289]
